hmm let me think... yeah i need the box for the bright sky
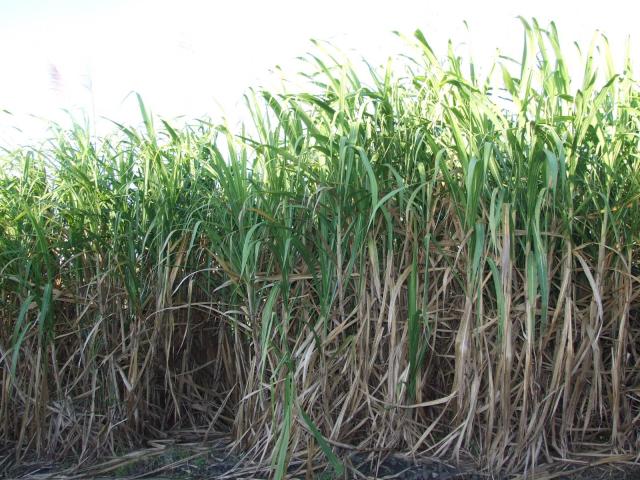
[1,0,638,145]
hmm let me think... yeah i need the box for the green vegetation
[1,19,639,477]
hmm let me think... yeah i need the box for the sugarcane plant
[1,18,639,477]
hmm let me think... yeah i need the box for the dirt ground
[3,441,639,479]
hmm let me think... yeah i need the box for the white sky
[1,0,639,145]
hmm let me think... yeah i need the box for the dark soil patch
[3,442,639,479]
[345,453,640,480]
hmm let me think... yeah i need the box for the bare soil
[3,442,639,479]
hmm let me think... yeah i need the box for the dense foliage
[1,20,639,477]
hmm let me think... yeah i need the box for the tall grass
[1,19,639,476]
